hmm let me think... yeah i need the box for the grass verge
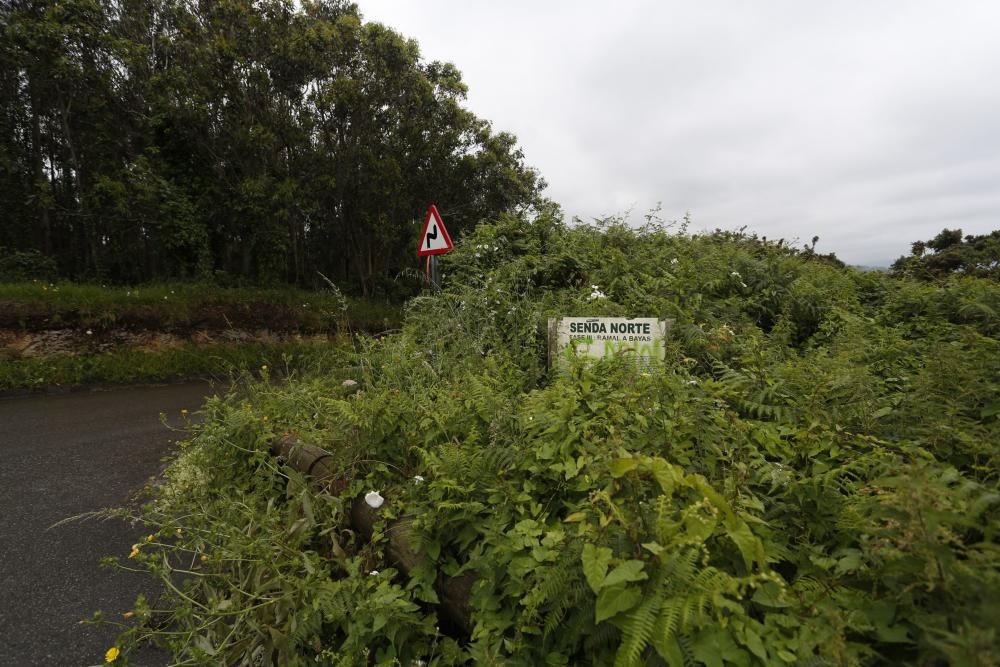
[0,282,402,332]
[0,340,349,393]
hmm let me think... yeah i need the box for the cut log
[270,433,475,634]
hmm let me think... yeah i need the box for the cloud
[358,0,1000,265]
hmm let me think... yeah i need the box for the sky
[357,1,1000,266]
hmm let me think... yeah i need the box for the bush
[106,214,1000,666]
[0,248,58,281]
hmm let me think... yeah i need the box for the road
[0,382,216,667]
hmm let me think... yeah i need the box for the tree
[0,0,548,294]
[892,228,1000,281]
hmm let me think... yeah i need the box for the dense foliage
[892,228,1000,281]
[111,216,999,666]
[0,0,547,294]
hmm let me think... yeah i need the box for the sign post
[417,204,453,289]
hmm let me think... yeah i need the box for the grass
[0,340,351,392]
[0,281,402,332]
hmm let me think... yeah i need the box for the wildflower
[412,475,425,484]
[369,570,379,576]
[671,258,679,265]
[740,281,748,288]
[105,646,120,663]
[730,271,741,277]
[261,364,268,371]
[128,544,140,559]
[364,491,385,509]
[175,528,182,535]
[200,554,208,562]
[146,534,155,542]
[262,416,269,422]
[180,409,188,415]
[85,329,93,335]
[687,379,698,385]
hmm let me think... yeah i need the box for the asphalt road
[0,382,216,667]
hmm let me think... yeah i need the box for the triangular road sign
[417,204,454,256]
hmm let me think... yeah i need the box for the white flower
[85,329,93,335]
[474,252,481,258]
[671,258,679,265]
[740,281,748,288]
[687,379,698,385]
[369,570,379,576]
[730,271,741,278]
[412,475,425,484]
[364,491,385,509]
[587,289,606,301]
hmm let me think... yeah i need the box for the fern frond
[614,591,663,667]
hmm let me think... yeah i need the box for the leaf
[641,541,665,556]
[650,632,686,667]
[742,627,767,660]
[582,544,613,592]
[750,581,789,608]
[648,458,679,495]
[608,458,639,477]
[725,520,763,570]
[595,585,642,622]
[603,560,648,588]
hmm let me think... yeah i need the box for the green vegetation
[0,340,345,392]
[0,0,549,295]
[0,281,399,332]
[892,228,1000,281]
[107,216,1000,666]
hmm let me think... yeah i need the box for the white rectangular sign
[549,317,667,365]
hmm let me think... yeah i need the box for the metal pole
[430,255,440,290]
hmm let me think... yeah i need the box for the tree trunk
[29,80,51,255]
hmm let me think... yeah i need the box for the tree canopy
[0,0,549,294]
[891,228,1000,281]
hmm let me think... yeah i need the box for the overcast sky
[358,1,1000,265]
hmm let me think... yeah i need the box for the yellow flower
[180,409,188,415]
[200,554,208,562]
[146,534,155,542]
[128,545,140,559]
[262,416,269,422]
[105,646,120,662]
[261,364,268,371]
[175,528,182,535]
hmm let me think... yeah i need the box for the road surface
[0,382,216,667]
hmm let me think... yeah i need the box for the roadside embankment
[0,282,400,392]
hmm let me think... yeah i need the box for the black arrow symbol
[426,225,438,248]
